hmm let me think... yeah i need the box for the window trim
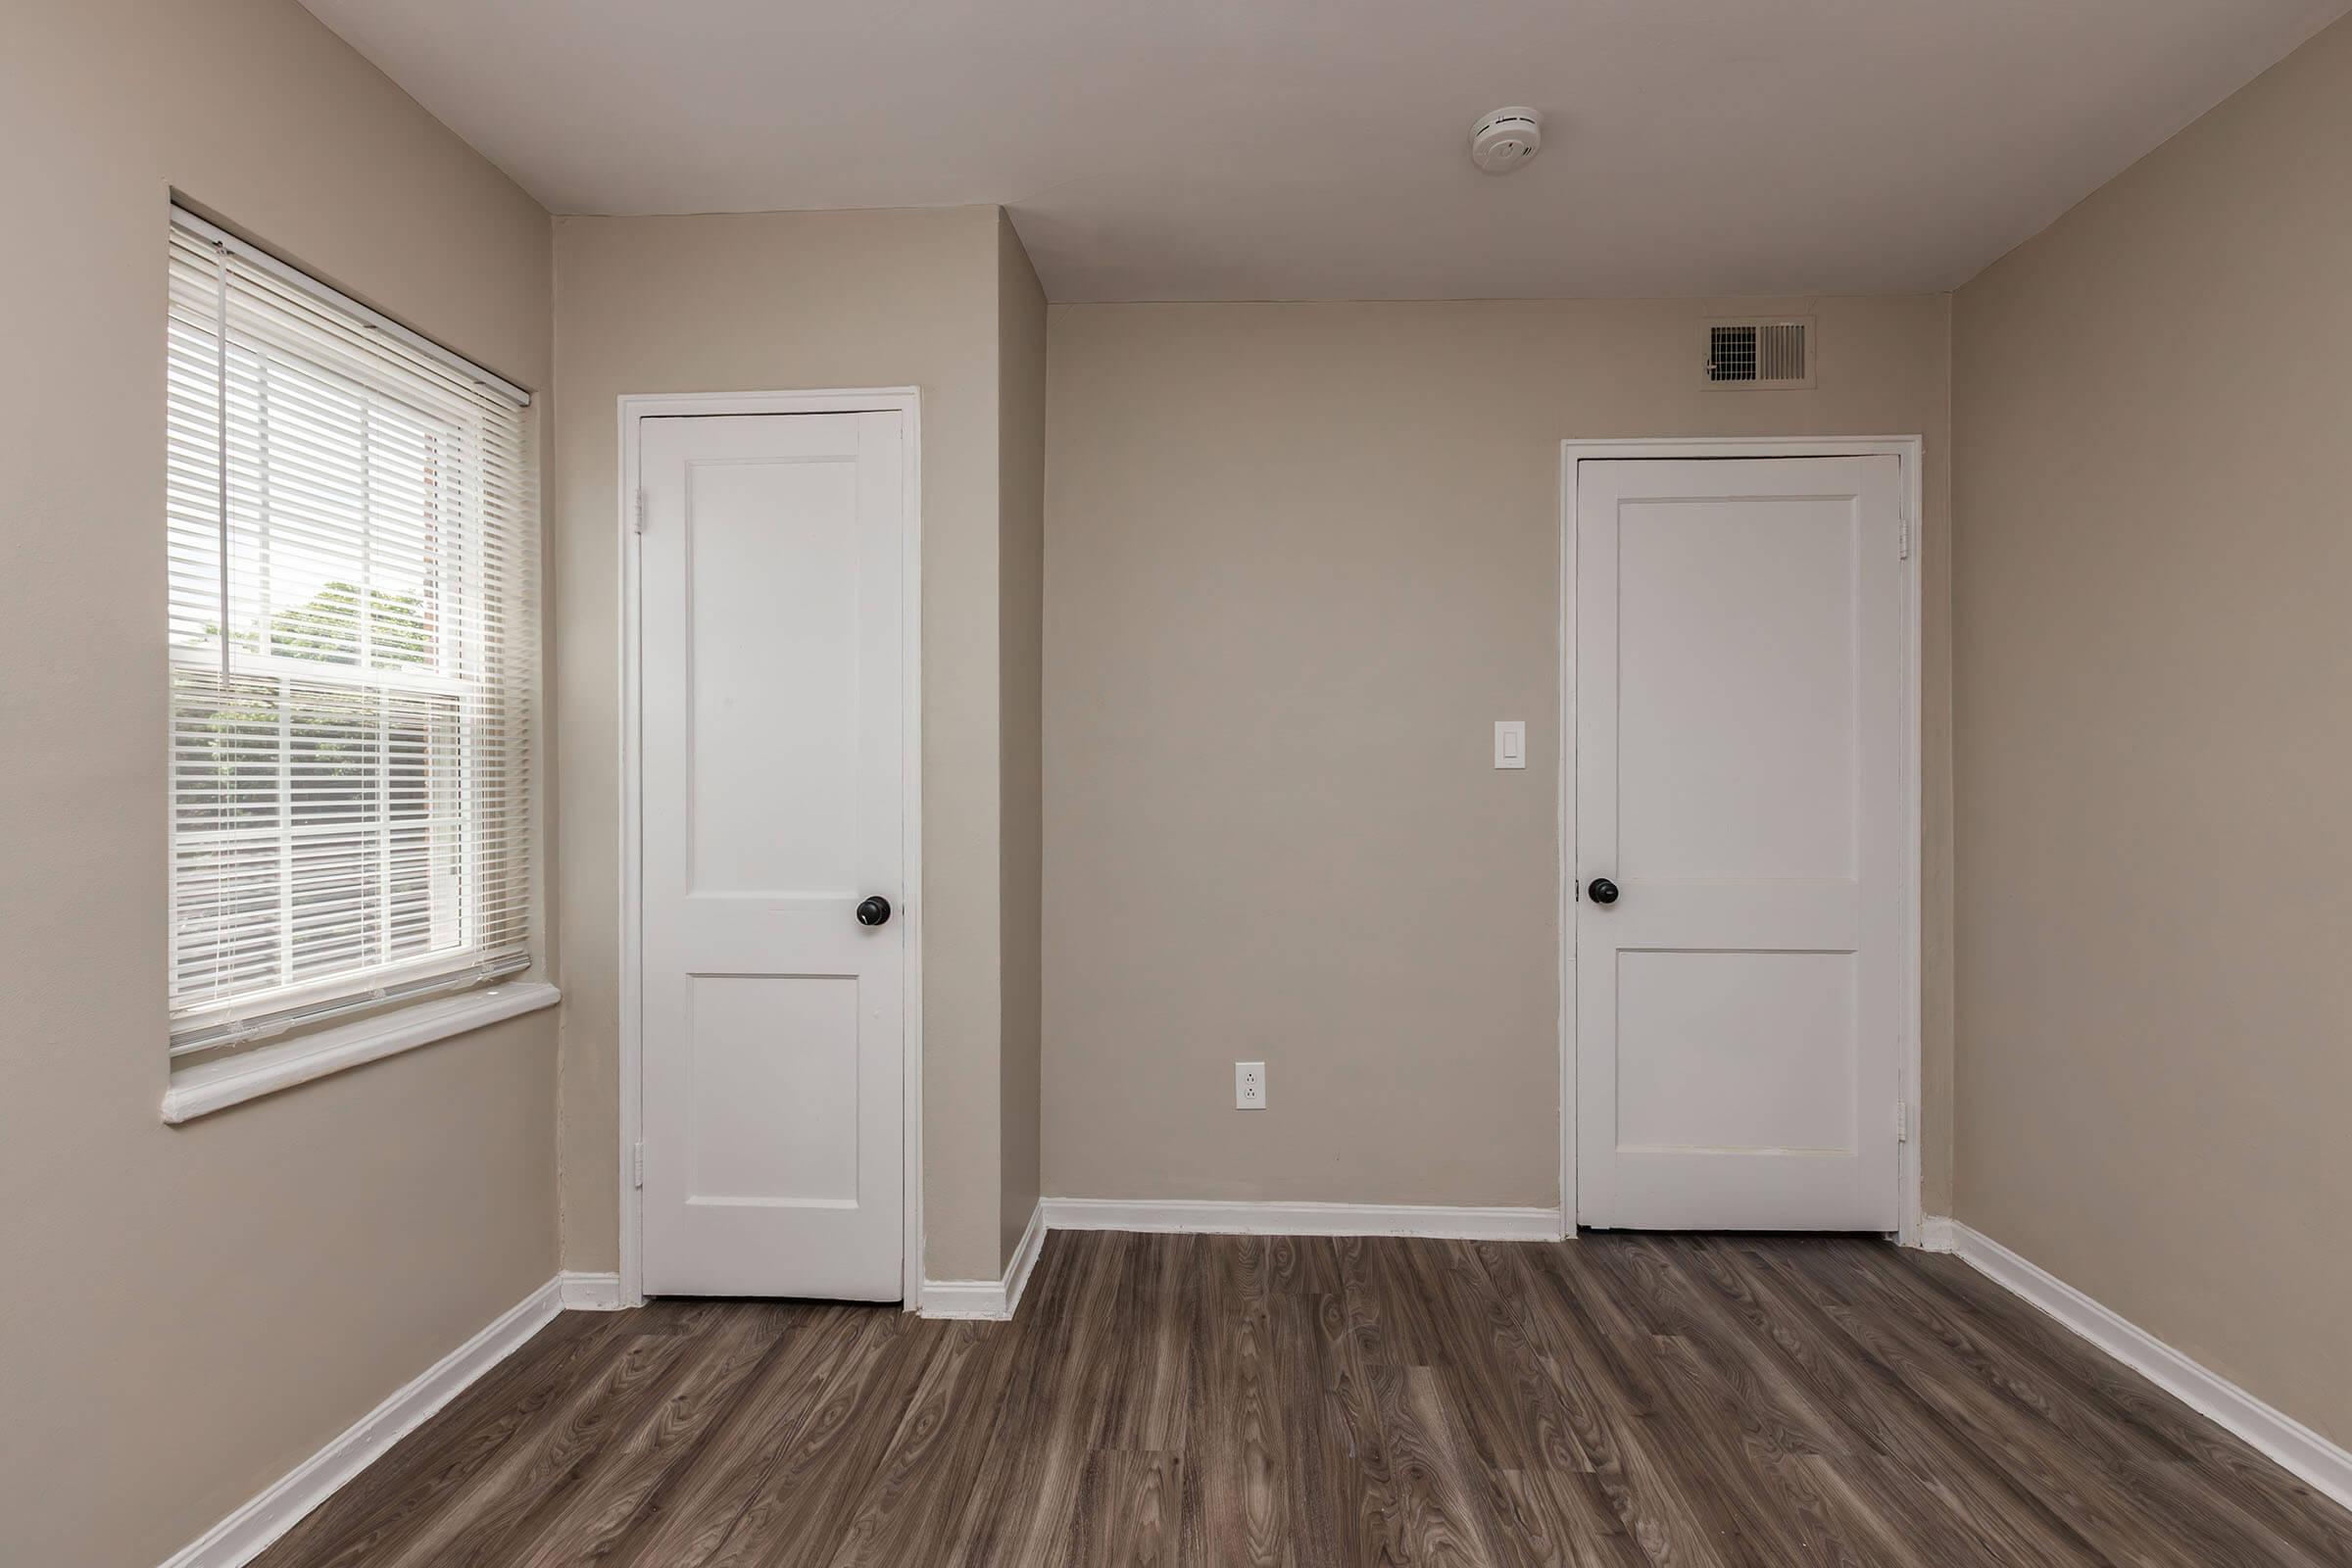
[163,981,558,1123]
[171,951,532,1055]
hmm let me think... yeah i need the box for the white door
[638,411,906,1298]
[1575,456,1903,1232]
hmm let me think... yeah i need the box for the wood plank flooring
[252,1233,2352,1567]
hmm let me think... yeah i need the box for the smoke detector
[1470,107,1543,174]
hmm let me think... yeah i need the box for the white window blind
[166,210,537,1055]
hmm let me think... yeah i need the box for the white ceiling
[300,0,2347,302]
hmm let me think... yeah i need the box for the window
[166,208,537,1056]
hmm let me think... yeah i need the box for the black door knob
[1587,877,1619,906]
[856,896,893,927]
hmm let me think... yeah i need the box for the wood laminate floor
[252,1232,2352,1567]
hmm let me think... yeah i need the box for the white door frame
[618,388,924,1307]
[1558,436,1926,1246]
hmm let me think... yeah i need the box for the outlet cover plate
[1236,1060,1266,1109]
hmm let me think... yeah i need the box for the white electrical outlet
[1235,1060,1266,1109]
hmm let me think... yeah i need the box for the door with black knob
[638,409,907,1300]
[1574,456,1903,1232]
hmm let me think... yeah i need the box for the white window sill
[162,981,560,1124]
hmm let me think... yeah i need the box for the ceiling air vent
[1705,318,1814,388]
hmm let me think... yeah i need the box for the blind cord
[212,238,231,681]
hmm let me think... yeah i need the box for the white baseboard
[918,1201,1048,1320]
[1041,1197,1565,1243]
[1002,1201,1048,1315]
[559,1271,624,1310]
[163,1210,2352,1566]
[919,1197,1560,1318]
[1939,1218,2352,1514]
[159,1271,609,1568]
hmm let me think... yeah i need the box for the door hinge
[1894,1102,1911,1143]
[633,489,647,535]
[632,1141,645,1188]
[1897,512,1910,560]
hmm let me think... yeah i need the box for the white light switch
[1494,720,1527,769]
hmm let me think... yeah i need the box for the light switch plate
[1494,720,1527,769]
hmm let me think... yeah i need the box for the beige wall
[1951,16,2352,1443]
[1043,297,1954,1215]
[0,3,557,1564]
[997,214,1049,1266]
[550,206,1046,1283]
